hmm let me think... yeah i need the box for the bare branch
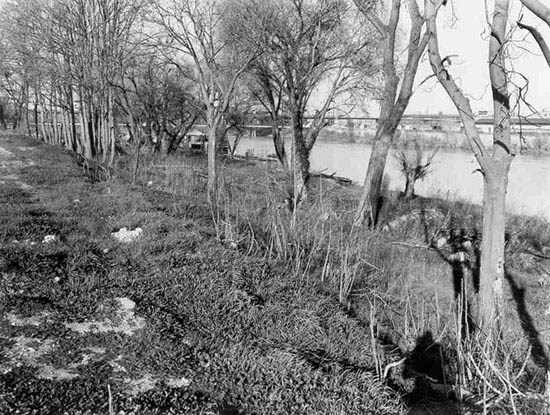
[352,0,387,35]
[517,20,550,68]
[520,0,550,28]
[426,0,488,165]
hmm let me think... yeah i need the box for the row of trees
[0,0,548,339]
[0,0,378,203]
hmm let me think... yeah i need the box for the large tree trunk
[478,167,509,327]
[426,0,513,332]
[354,125,392,226]
[478,0,513,330]
[353,0,398,227]
[353,0,427,227]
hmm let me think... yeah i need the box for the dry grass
[135,148,550,413]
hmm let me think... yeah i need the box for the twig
[383,357,406,380]
[466,352,505,397]
[522,249,550,260]
[480,348,526,397]
[108,384,114,415]
[514,346,532,381]
[390,241,435,250]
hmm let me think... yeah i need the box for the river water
[236,137,550,220]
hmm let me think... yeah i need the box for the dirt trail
[0,143,34,190]
[0,136,190,406]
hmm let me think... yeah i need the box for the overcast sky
[406,0,550,115]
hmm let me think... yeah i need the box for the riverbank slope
[1,132,549,414]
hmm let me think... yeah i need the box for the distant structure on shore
[327,113,550,152]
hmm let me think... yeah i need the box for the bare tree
[395,141,437,199]
[353,0,429,227]
[0,0,146,163]
[246,57,288,169]
[426,0,514,330]
[153,0,260,208]
[233,0,375,203]
[518,0,550,67]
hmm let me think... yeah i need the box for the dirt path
[0,142,34,190]
[0,135,201,413]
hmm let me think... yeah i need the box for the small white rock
[53,276,61,283]
[42,235,57,244]
[166,377,191,388]
[436,237,447,249]
[73,199,81,204]
[111,227,143,243]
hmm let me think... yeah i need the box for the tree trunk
[271,123,287,170]
[68,88,78,152]
[80,98,92,159]
[206,106,219,208]
[108,89,116,167]
[38,92,48,143]
[216,116,228,155]
[354,125,392,226]
[51,92,59,144]
[132,139,143,185]
[0,103,7,129]
[23,82,31,137]
[62,108,70,149]
[477,0,513,331]
[33,95,40,141]
[291,114,310,203]
[425,0,513,332]
[478,166,509,328]
[404,169,415,199]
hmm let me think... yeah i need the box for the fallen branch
[312,171,353,185]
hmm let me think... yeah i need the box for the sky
[405,0,550,115]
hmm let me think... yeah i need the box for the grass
[1,132,549,413]
[0,134,404,414]
[135,146,550,412]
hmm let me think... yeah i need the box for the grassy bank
[1,133,549,414]
[133,144,550,413]
[0,134,403,414]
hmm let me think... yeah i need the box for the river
[236,137,550,220]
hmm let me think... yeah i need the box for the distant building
[326,113,550,150]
